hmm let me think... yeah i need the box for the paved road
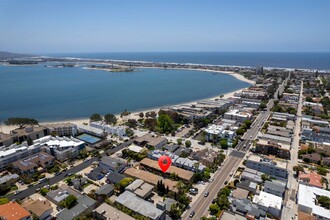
[182,152,244,219]
[9,138,135,201]
[281,80,302,220]
[182,78,288,218]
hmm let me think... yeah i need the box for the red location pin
[158,155,172,173]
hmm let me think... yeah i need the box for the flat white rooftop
[253,191,282,210]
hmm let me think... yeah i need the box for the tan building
[255,139,291,159]
[22,199,53,220]
[12,152,55,174]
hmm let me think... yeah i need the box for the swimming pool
[76,133,101,144]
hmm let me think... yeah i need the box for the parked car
[189,211,195,218]
[204,192,209,197]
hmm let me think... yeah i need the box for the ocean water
[45,52,330,70]
[0,64,250,122]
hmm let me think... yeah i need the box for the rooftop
[299,172,323,188]
[298,184,330,219]
[0,202,31,220]
[94,202,135,220]
[22,199,52,217]
[115,191,164,220]
[140,158,194,181]
[252,191,282,210]
[247,154,287,169]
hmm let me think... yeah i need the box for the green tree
[157,114,174,133]
[115,178,133,193]
[60,195,77,209]
[185,140,191,148]
[244,120,252,129]
[120,109,131,118]
[169,204,182,219]
[144,118,157,131]
[139,112,144,118]
[0,198,9,205]
[126,119,137,128]
[317,166,328,176]
[89,113,102,122]
[219,139,228,149]
[177,138,183,145]
[5,117,39,128]
[293,165,304,176]
[318,196,330,209]
[209,204,220,215]
[104,113,117,125]
[236,128,245,136]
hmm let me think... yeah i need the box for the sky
[0,0,329,53]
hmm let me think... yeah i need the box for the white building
[245,155,288,180]
[298,183,330,219]
[204,124,236,142]
[90,122,126,137]
[77,124,105,137]
[253,191,282,217]
[224,109,252,122]
[36,136,85,162]
[0,142,40,170]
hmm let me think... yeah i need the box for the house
[299,172,323,188]
[125,179,154,199]
[99,156,126,173]
[21,199,53,220]
[46,184,81,205]
[0,173,19,186]
[323,157,330,166]
[302,153,321,164]
[134,134,167,149]
[240,168,263,183]
[115,191,165,220]
[245,155,288,180]
[231,198,266,219]
[252,191,282,217]
[71,177,88,191]
[93,202,135,220]
[236,180,258,194]
[220,211,246,220]
[12,152,55,174]
[56,195,96,220]
[95,184,114,197]
[232,188,249,200]
[0,202,32,220]
[106,172,126,184]
[264,180,286,197]
[298,184,330,219]
[87,167,104,181]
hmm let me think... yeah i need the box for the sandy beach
[0,69,254,134]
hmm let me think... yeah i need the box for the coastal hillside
[0,51,34,59]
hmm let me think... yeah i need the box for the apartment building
[224,109,252,122]
[45,123,78,136]
[255,139,291,159]
[245,155,288,180]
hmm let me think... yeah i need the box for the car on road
[250,135,253,138]
[55,172,62,176]
[14,190,21,195]
[204,192,209,197]
[189,211,195,218]
[35,188,41,192]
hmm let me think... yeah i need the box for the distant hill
[0,51,35,59]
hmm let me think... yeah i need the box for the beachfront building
[36,136,85,161]
[77,124,105,138]
[44,123,78,136]
[0,126,48,147]
[161,105,213,122]
[90,122,127,137]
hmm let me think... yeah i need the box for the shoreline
[0,69,254,134]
